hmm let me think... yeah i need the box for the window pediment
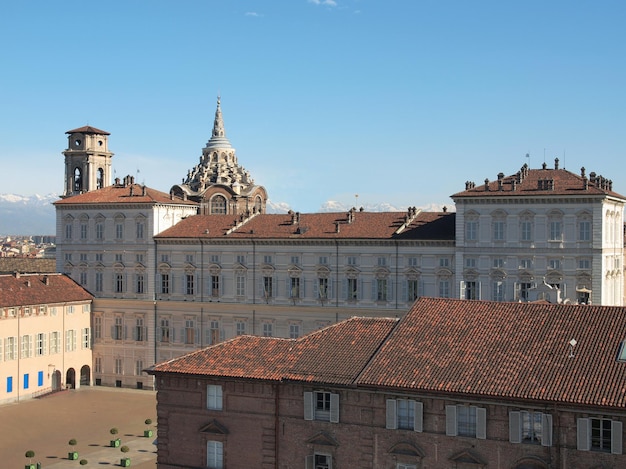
[261,265,274,276]
[449,449,486,466]
[113,262,125,272]
[235,264,247,274]
[344,266,360,278]
[388,441,424,458]
[404,267,421,279]
[288,265,303,277]
[316,266,331,277]
[199,419,229,435]
[306,431,338,447]
[436,267,453,277]
[490,268,507,280]
[158,262,171,273]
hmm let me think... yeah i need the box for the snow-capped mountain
[0,193,58,235]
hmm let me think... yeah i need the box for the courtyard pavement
[1,386,157,469]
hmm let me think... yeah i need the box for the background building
[54,100,626,389]
[0,273,93,404]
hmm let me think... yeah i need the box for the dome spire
[206,96,232,149]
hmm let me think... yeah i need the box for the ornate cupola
[170,97,268,215]
[62,126,114,197]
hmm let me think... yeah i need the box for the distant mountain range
[0,194,447,236]
[0,194,58,236]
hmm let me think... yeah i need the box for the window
[95,357,102,373]
[386,399,422,431]
[6,376,13,393]
[136,254,144,263]
[82,328,91,349]
[289,323,301,339]
[236,274,246,297]
[439,258,450,268]
[211,275,220,297]
[21,335,32,359]
[80,253,88,262]
[210,255,220,264]
[263,255,273,264]
[407,257,418,267]
[186,274,195,295]
[465,281,478,300]
[578,259,591,269]
[465,257,476,268]
[376,278,388,301]
[115,221,124,240]
[65,330,77,352]
[24,373,29,390]
[290,277,301,299]
[291,256,300,265]
[306,453,332,469]
[493,221,505,241]
[439,280,450,298]
[207,385,223,410]
[236,255,246,265]
[407,279,420,301]
[578,417,622,453]
[549,220,562,241]
[38,371,43,387]
[185,319,196,344]
[548,259,561,270]
[206,441,223,469]
[235,321,246,336]
[492,258,504,268]
[5,337,17,360]
[210,195,227,214]
[96,221,104,240]
[378,257,387,266]
[135,273,144,294]
[518,282,533,301]
[134,318,145,342]
[466,221,477,241]
[36,333,46,356]
[161,274,170,294]
[207,320,221,345]
[318,256,328,265]
[115,253,123,262]
[79,271,87,286]
[160,318,170,343]
[115,358,123,374]
[510,411,552,446]
[520,258,532,269]
[136,221,144,239]
[318,277,329,300]
[263,322,273,337]
[492,281,505,301]
[347,256,357,265]
[579,220,591,241]
[80,223,88,240]
[304,391,339,423]
[135,359,144,376]
[115,273,124,293]
[446,405,486,439]
[263,276,273,299]
[113,317,124,341]
[90,270,100,292]
[161,254,169,263]
[49,332,60,354]
[520,221,532,241]
[347,278,358,300]
[94,316,102,339]
[65,223,73,240]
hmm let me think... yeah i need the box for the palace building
[54,98,625,389]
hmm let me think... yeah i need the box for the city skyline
[1,1,625,213]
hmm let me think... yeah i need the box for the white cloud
[245,11,262,17]
[308,0,337,6]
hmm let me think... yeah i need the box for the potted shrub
[80,459,88,466]
[120,445,131,467]
[24,450,35,469]
[110,427,121,447]
[144,418,153,438]
[68,439,78,460]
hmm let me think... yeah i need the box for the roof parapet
[395,206,422,235]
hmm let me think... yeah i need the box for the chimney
[484,178,490,191]
[580,167,586,178]
[498,179,503,191]
[443,206,448,212]
[335,222,340,233]
[555,158,559,170]
[542,162,547,170]
[14,271,20,279]
[583,177,589,190]
[129,186,134,196]
[497,172,504,180]
[43,275,49,285]
[511,180,517,191]
[26,280,31,287]
[142,186,147,196]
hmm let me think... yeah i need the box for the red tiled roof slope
[155,211,455,240]
[0,273,93,307]
[150,335,294,380]
[285,317,398,385]
[452,165,626,199]
[66,126,110,135]
[359,298,626,408]
[54,183,198,206]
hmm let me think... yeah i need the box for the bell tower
[62,126,114,197]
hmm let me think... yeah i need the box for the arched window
[255,196,262,213]
[96,168,104,189]
[211,195,227,214]
[74,167,83,192]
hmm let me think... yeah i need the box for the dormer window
[617,340,626,362]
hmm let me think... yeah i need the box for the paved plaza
[1,387,157,469]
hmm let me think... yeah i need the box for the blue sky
[1,1,624,212]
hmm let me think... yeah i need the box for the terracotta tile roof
[0,258,56,274]
[452,164,626,200]
[66,126,110,135]
[149,335,294,380]
[150,297,626,410]
[0,273,93,307]
[285,317,398,384]
[54,183,198,206]
[154,211,455,241]
[358,298,626,408]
